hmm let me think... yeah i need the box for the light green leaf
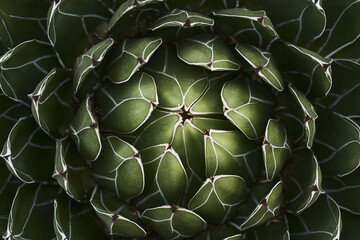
[70,97,102,161]
[29,68,74,139]
[177,33,241,71]
[106,37,162,84]
[188,175,246,223]
[236,43,284,91]
[221,77,273,139]
[90,186,146,238]
[96,71,158,133]
[73,38,114,93]
[93,136,144,200]
[0,117,55,183]
[262,119,291,181]
[142,206,206,239]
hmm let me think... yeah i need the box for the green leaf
[54,192,107,240]
[245,0,326,46]
[53,139,94,201]
[0,93,29,148]
[144,44,207,110]
[177,33,241,71]
[288,195,341,240]
[188,175,246,223]
[47,0,111,67]
[0,40,58,102]
[205,130,262,185]
[313,106,360,177]
[221,77,273,139]
[239,181,283,231]
[0,0,50,48]
[73,38,114,93]
[150,9,214,30]
[0,162,21,235]
[166,0,240,14]
[106,37,162,84]
[246,218,290,240]
[107,0,165,35]
[278,85,318,148]
[235,43,284,91]
[341,210,360,240]
[212,8,278,48]
[271,41,332,99]
[96,71,158,133]
[134,147,187,209]
[0,117,55,183]
[283,149,324,214]
[70,97,102,161]
[29,69,74,139]
[262,119,291,181]
[313,0,360,59]
[90,186,146,238]
[4,183,59,240]
[142,206,206,239]
[93,136,144,200]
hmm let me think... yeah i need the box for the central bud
[177,106,193,124]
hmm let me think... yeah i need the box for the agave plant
[0,0,359,239]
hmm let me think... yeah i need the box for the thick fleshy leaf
[93,136,144,200]
[142,206,206,239]
[212,8,278,48]
[262,119,291,181]
[271,42,332,98]
[341,210,360,240]
[70,97,102,161]
[191,224,241,240]
[278,85,318,148]
[239,181,283,231]
[4,184,59,240]
[177,33,241,71]
[0,40,58,102]
[245,0,326,46]
[144,44,207,110]
[326,60,360,124]
[166,0,239,14]
[47,0,111,67]
[0,0,49,48]
[0,162,21,235]
[107,0,164,34]
[235,43,284,91]
[0,93,29,148]
[221,77,273,139]
[0,117,55,183]
[96,71,158,133]
[29,69,74,138]
[188,175,246,223]
[313,0,360,59]
[150,9,214,30]
[53,139,94,201]
[283,149,324,214]
[90,186,146,238]
[205,130,261,185]
[247,218,290,240]
[106,37,162,84]
[313,106,360,176]
[73,38,114,93]
[323,167,360,215]
[288,195,341,240]
[134,147,187,209]
[54,192,107,240]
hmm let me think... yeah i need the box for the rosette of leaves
[0,0,359,239]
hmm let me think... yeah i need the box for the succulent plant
[0,0,359,239]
